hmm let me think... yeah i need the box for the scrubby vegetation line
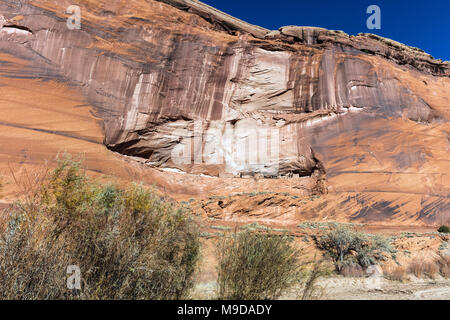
[0,155,447,300]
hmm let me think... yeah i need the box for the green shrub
[210,225,232,231]
[438,225,450,233]
[216,230,302,300]
[0,156,200,299]
[314,226,393,273]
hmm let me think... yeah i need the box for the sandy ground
[191,227,449,300]
[315,277,450,300]
[191,277,450,300]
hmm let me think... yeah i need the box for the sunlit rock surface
[0,0,448,224]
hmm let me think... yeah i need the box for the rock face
[0,0,448,224]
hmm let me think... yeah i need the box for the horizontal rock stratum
[0,0,448,225]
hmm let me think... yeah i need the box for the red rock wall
[0,0,448,224]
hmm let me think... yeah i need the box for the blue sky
[202,0,450,61]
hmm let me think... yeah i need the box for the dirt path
[319,277,450,300]
[191,276,450,300]
[414,286,450,299]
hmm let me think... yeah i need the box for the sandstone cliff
[0,0,448,225]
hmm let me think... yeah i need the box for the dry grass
[298,259,328,300]
[340,265,365,278]
[383,266,408,282]
[407,260,439,279]
[436,255,450,278]
[423,262,439,279]
[408,261,425,278]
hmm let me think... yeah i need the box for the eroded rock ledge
[272,26,450,77]
[157,0,450,77]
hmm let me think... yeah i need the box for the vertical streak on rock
[319,49,337,110]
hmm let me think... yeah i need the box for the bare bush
[216,230,303,300]
[0,155,200,299]
[314,226,393,273]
